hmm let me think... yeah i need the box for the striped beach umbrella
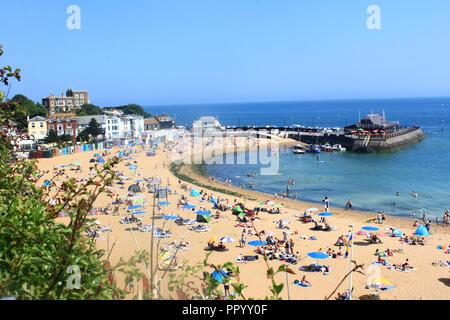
[220,237,234,243]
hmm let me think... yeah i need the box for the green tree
[77,118,103,143]
[105,104,151,118]
[44,129,59,145]
[76,104,103,116]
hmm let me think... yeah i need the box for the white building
[192,116,221,135]
[105,114,144,140]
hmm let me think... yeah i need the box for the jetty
[220,113,425,153]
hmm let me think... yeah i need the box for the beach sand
[36,137,450,300]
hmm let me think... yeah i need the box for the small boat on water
[321,143,333,152]
[332,144,346,152]
[306,145,321,153]
[293,144,306,154]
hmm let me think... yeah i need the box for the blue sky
[2,0,450,106]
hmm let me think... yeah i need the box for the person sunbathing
[377,256,387,265]
[300,276,312,286]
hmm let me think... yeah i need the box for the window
[66,124,72,129]
[40,122,44,127]
[31,123,35,128]
[51,101,55,106]
[75,94,79,99]
[49,125,54,129]
[80,94,84,98]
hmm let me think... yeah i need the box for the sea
[145,98,450,219]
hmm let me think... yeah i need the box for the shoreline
[171,148,449,236]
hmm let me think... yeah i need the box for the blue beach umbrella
[136,180,145,183]
[128,205,142,210]
[158,201,171,206]
[182,205,196,209]
[248,240,267,246]
[94,154,101,157]
[211,270,229,283]
[163,215,179,220]
[44,180,52,186]
[210,198,218,204]
[133,211,147,215]
[60,165,68,168]
[307,252,330,259]
[362,226,379,231]
[98,157,106,163]
[190,189,200,197]
[414,225,430,236]
[196,210,212,216]
[318,212,334,217]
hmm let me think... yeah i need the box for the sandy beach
[36,137,450,300]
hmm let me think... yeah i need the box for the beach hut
[414,225,430,236]
[190,189,200,197]
[391,228,403,237]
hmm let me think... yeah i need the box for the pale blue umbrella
[182,204,196,209]
[307,252,330,259]
[136,180,145,183]
[158,201,171,206]
[133,211,147,215]
[220,236,234,243]
[306,208,319,213]
[210,198,218,204]
[190,189,200,197]
[248,240,267,246]
[128,205,142,210]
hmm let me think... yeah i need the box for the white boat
[293,144,306,154]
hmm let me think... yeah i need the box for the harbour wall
[287,127,425,153]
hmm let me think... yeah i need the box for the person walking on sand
[381,211,386,224]
[322,196,329,212]
[240,232,246,248]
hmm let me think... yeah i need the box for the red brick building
[47,113,78,141]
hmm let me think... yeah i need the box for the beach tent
[128,184,141,193]
[232,206,244,215]
[210,198,218,204]
[391,228,403,237]
[190,189,200,197]
[196,212,211,223]
[414,225,430,236]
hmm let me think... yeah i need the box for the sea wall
[290,127,425,153]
